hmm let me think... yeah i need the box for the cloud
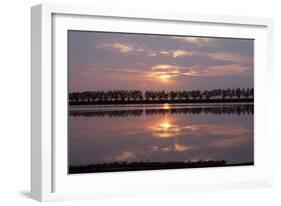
[98,41,192,58]
[169,37,252,66]
[79,67,144,78]
[148,65,183,81]
[92,38,251,81]
[115,151,136,161]
[172,50,193,57]
[184,124,250,137]
[210,137,250,148]
[171,36,213,46]
[159,49,193,58]
[200,64,250,76]
[149,63,249,79]
[111,43,135,52]
[159,144,191,152]
[208,51,251,65]
[98,42,141,53]
[81,62,250,84]
[174,143,190,152]
[151,64,184,70]
[147,52,157,57]
[149,120,249,139]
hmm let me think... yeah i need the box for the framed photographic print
[31,3,274,201]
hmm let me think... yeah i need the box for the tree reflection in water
[69,104,253,117]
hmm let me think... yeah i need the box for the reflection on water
[149,118,181,138]
[149,118,249,139]
[163,103,171,109]
[68,104,254,170]
[69,104,253,117]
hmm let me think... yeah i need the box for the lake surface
[68,104,254,170]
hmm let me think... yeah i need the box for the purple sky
[68,31,254,92]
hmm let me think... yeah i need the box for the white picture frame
[31,3,274,202]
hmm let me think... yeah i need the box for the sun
[163,103,170,109]
[158,74,171,81]
[159,74,170,80]
[160,121,171,130]
[148,118,181,138]
[147,71,173,83]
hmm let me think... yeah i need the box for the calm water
[68,104,254,167]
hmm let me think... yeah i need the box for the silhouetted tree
[69,88,254,104]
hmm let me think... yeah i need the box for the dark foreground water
[68,104,254,173]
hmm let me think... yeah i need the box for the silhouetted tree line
[69,88,254,105]
[69,104,254,118]
[69,160,253,174]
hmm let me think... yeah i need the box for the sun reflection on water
[160,121,171,130]
[149,118,180,138]
[163,103,171,109]
[148,117,249,139]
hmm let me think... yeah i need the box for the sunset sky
[68,31,254,92]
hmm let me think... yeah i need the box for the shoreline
[69,161,254,174]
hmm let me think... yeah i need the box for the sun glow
[147,68,177,83]
[158,74,171,81]
[163,103,171,109]
[160,121,171,130]
[149,118,181,138]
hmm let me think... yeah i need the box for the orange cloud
[201,64,250,76]
[149,119,250,139]
[151,64,184,70]
[150,63,249,79]
[172,50,193,57]
[115,151,136,161]
[174,143,190,152]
